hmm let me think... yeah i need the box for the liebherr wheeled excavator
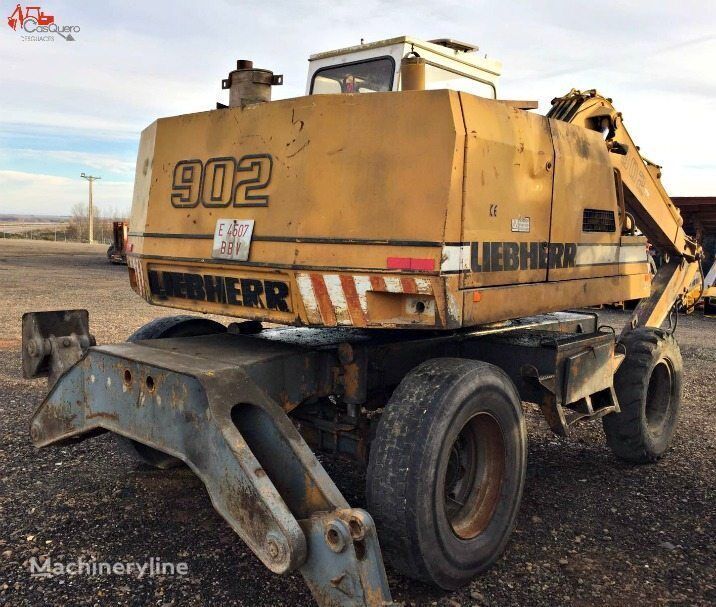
[23,36,702,606]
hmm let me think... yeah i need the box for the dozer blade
[29,340,392,607]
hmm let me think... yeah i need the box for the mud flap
[29,342,392,607]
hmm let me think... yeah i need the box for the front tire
[115,315,226,469]
[366,358,527,590]
[603,328,682,463]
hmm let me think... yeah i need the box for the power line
[80,173,101,243]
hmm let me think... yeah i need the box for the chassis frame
[23,309,622,606]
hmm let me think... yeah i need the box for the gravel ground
[0,239,714,607]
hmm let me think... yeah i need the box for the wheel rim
[645,359,673,433]
[444,412,506,540]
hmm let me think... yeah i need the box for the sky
[0,0,714,216]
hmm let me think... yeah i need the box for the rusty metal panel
[29,341,391,606]
[25,307,613,603]
[21,309,94,385]
[463,328,621,435]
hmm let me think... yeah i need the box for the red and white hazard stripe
[296,273,433,326]
[126,256,148,299]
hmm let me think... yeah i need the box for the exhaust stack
[400,52,425,91]
[222,59,283,107]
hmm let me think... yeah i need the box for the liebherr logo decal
[441,242,647,273]
[441,241,577,273]
[147,270,290,312]
[469,241,577,272]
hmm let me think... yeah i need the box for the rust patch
[430,278,448,326]
[277,390,302,413]
[342,361,361,403]
[86,411,119,421]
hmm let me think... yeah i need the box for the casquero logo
[6,3,79,41]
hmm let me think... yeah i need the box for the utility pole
[80,173,101,243]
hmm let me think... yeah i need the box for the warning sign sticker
[511,217,531,233]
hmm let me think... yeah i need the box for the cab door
[459,93,554,289]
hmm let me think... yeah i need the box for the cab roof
[308,35,501,76]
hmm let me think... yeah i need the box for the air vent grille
[582,209,616,233]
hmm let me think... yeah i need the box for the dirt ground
[0,239,714,607]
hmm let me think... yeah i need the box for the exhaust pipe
[222,59,283,108]
[400,52,425,91]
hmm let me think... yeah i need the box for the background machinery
[673,196,716,315]
[22,36,704,606]
[106,220,128,264]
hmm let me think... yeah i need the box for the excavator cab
[306,35,500,97]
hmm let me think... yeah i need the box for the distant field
[0,222,71,235]
[0,221,115,244]
[0,214,72,238]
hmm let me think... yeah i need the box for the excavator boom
[548,90,701,330]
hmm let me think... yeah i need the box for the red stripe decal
[340,275,366,326]
[409,258,436,271]
[387,257,436,271]
[370,276,387,291]
[310,274,337,326]
[387,257,412,270]
[400,277,417,293]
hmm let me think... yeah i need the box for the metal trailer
[107,221,128,265]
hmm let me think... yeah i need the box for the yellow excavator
[682,257,716,314]
[23,37,703,606]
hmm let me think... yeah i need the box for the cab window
[424,64,496,99]
[311,57,395,94]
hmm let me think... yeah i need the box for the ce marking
[489,204,498,217]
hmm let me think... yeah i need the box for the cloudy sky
[1,0,714,216]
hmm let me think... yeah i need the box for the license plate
[212,219,254,261]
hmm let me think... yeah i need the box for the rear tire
[603,328,682,463]
[126,315,226,343]
[115,315,226,469]
[366,358,526,590]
